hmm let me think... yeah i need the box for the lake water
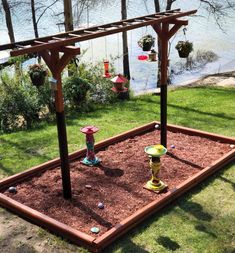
[1,0,235,93]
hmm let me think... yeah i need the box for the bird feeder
[103,60,112,78]
[144,144,168,193]
[148,49,157,62]
[80,126,100,166]
[111,74,128,93]
[137,55,148,61]
[49,77,58,91]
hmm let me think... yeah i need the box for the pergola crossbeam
[0,9,196,57]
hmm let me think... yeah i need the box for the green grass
[0,86,235,253]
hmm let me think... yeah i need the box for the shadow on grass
[178,200,213,222]
[104,238,150,253]
[218,175,235,191]
[195,224,217,238]
[156,236,180,251]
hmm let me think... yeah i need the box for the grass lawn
[0,86,234,252]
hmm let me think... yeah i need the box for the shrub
[68,62,117,105]
[0,75,41,131]
[63,75,91,109]
[0,72,53,132]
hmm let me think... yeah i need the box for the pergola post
[39,47,80,199]
[54,74,72,199]
[160,23,169,147]
[152,19,189,147]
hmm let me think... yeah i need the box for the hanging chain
[183,27,187,41]
[105,36,108,60]
[117,33,120,72]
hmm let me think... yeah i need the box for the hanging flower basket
[175,41,193,58]
[28,64,47,87]
[138,35,155,52]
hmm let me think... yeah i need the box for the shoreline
[134,70,235,95]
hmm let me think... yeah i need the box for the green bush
[63,75,91,109]
[0,72,53,132]
[68,62,117,105]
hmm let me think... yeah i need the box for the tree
[1,0,15,43]
[121,0,130,80]
[63,0,73,31]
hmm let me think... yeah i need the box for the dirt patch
[3,129,232,237]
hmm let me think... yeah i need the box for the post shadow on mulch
[97,164,124,177]
[156,236,180,251]
[167,152,203,170]
[71,198,112,229]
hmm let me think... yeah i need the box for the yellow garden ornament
[144,145,168,193]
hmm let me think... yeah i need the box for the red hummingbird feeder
[80,126,100,166]
[103,60,112,78]
[111,74,128,93]
[137,55,148,61]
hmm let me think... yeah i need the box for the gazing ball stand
[80,126,100,166]
[144,144,168,193]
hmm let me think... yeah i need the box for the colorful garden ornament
[103,60,112,78]
[144,144,168,193]
[80,126,100,166]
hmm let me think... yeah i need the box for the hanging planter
[103,60,112,78]
[28,64,47,87]
[138,34,155,52]
[175,41,193,58]
[148,49,157,62]
[111,74,128,92]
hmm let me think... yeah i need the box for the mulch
[3,129,232,237]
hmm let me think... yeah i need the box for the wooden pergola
[0,8,197,199]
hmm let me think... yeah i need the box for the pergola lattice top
[0,9,196,57]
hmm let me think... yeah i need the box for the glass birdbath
[80,126,101,166]
[144,144,168,193]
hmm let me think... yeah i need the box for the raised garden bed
[0,122,234,253]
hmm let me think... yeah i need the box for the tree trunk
[2,0,15,43]
[31,0,39,38]
[121,0,130,80]
[63,0,74,76]
[154,0,160,12]
[63,0,73,32]
[166,0,174,10]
